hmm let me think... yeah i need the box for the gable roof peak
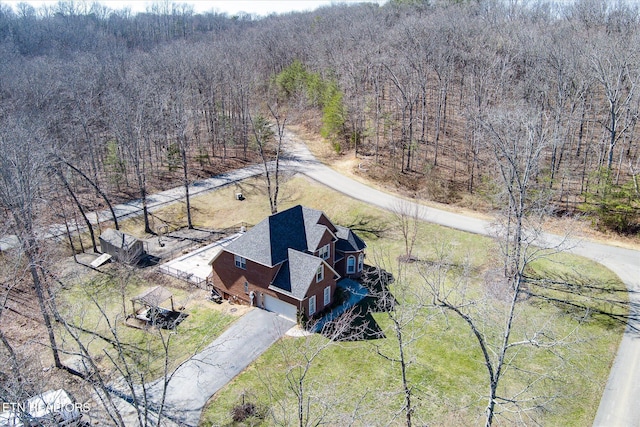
[224,205,337,267]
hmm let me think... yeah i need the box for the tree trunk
[182,145,193,229]
[20,232,62,369]
[54,168,98,253]
[63,160,119,229]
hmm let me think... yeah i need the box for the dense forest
[1,0,639,238]
[0,2,638,426]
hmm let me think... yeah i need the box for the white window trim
[234,255,246,269]
[358,253,364,272]
[319,244,330,260]
[324,286,331,306]
[347,255,356,274]
[309,295,316,316]
[316,265,324,283]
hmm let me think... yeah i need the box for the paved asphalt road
[280,132,640,427]
[2,130,638,425]
[0,164,267,251]
[145,309,294,427]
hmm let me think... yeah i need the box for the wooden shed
[99,228,144,264]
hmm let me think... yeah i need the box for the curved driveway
[280,131,640,427]
[147,309,294,427]
[2,130,636,425]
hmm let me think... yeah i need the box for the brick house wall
[300,262,337,318]
[314,231,337,268]
[335,250,365,279]
[210,251,279,303]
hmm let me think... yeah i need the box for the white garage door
[263,294,297,321]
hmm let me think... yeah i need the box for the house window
[309,295,316,316]
[234,255,246,269]
[324,286,331,306]
[316,265,324,283]
[358,253,364,272]
[318,244,330,260]
[347,255,356,274]
[244,281,249,294]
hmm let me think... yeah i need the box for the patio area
[158,233,242,286]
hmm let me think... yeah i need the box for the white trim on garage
[263,294,297,321]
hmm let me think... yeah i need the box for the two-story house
[208,205,366,321]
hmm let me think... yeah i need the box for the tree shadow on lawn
[523,269,640,334]
[319,265,397,341]
[343,214,391,240]
[319,300,385,341]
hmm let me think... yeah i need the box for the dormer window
[316,265,324,282]
[318,244,330,260]
[234,255,246,269]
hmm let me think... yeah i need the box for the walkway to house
[312,279,369,333]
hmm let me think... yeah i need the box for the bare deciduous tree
[589,35,639,173]
[48,266,204,427]
[0,117,62,369]
[369,256,430,427]
[391,199,424,263]
[250,104,286,214]
[262,308,367,427]
[418,107,562,426]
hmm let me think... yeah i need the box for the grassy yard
[56,267,237,382]
[176,175,626,427]
[88,173,625,425]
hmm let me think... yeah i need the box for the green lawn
[57,269,236,381]
[79,174,626,425]
[182,176,628,426]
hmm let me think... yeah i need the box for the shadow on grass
[524,269,639,334]
[138,254,161,267]
[319,265,397,341]
[343,214,391,240]
[319,302,385,341]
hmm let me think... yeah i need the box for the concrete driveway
[145,309,294,427]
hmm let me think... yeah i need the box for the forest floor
[291,124,640,250]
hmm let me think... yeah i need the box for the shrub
[230,402,262,422]
[580,168,640,235]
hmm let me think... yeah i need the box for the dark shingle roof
[335,225,367,252]
[225,205,336,266]
[270,249,324,300]
[218,205,364,301]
